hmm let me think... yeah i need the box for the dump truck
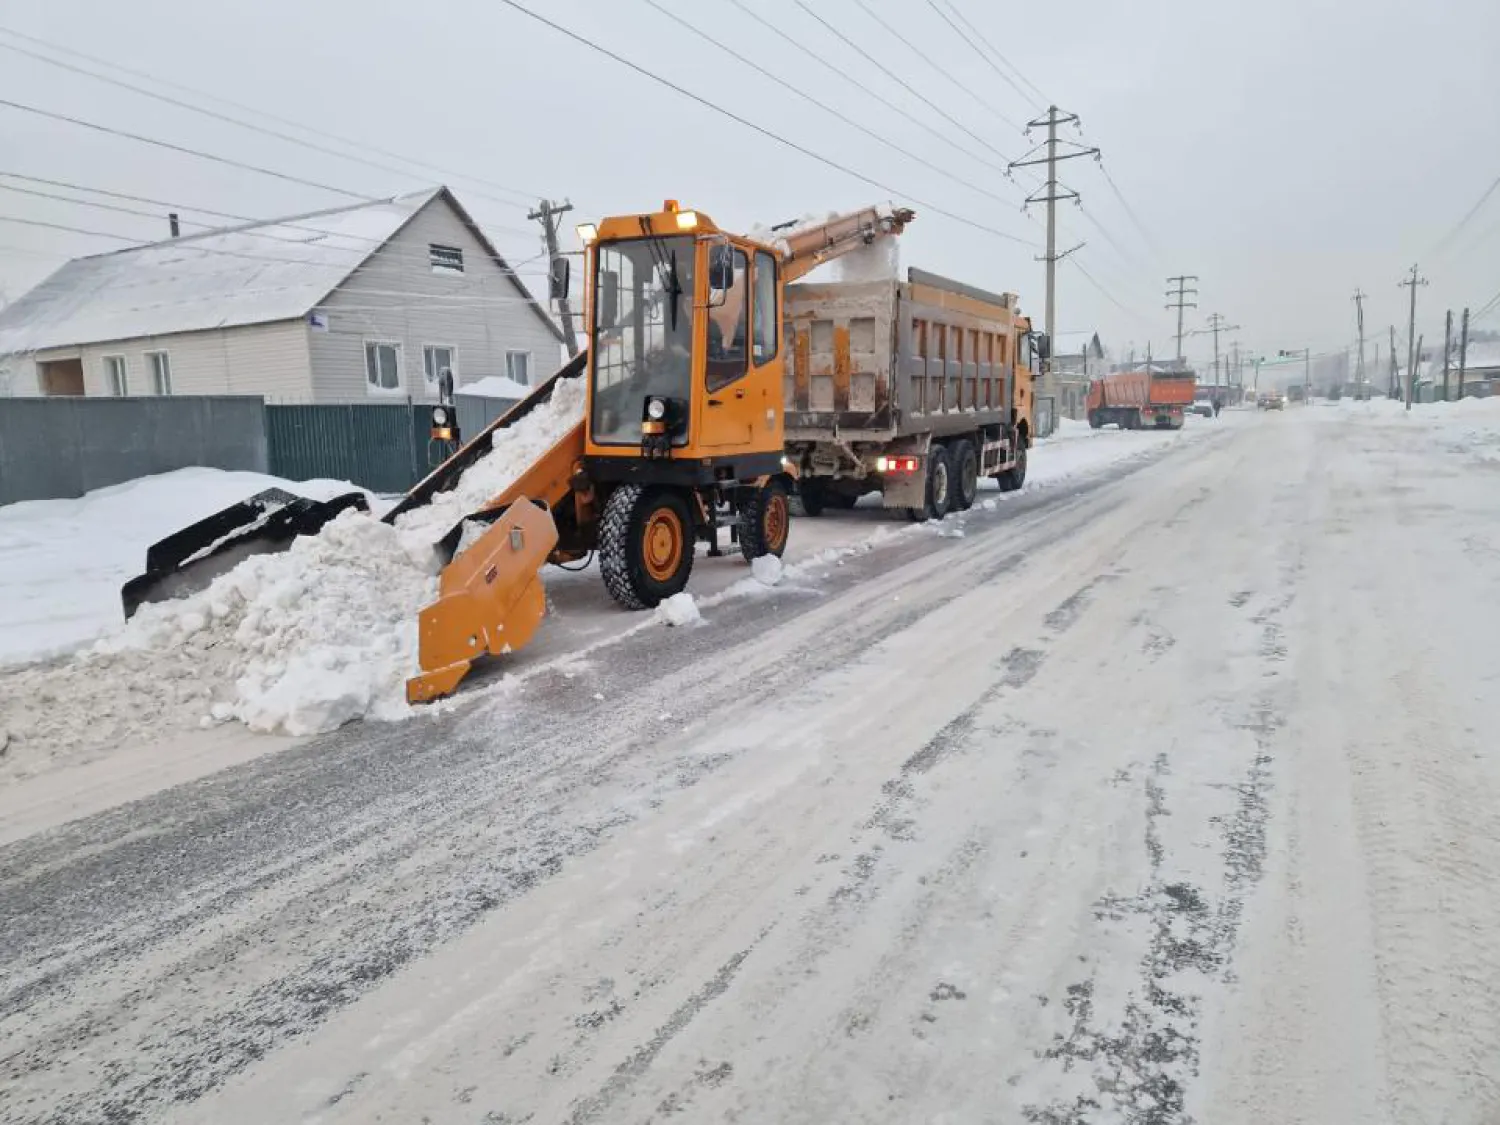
[783,270,1044,520]
[125,200,915,704]
[1086,367,1196,430]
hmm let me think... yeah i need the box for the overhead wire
[494,0,1036,247]
[936,0,1051,108]
[922,0,1045,113]
[723,0,1014,180]
[636,0,1025,212]
[1424,167,1500,262]
[791,0,1020,168]
[848,0,1026,134]
[0,97,372,201]
[0,24,548,208]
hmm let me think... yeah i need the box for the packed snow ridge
[0,377,586,762]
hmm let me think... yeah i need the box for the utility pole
[1442,309,1453,402]
[1398,264,1427,412]
[530,198,580,358]
[1353,288,1367,393]
[1458,307,1470,400]
[1010,106,1098,409]
[1389,325,1399,400]
[1165,275,1199,363]
[1197,313,1241,387]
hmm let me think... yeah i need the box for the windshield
[590,235,695,445]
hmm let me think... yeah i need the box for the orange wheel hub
[643,508,685,581]
[765,493,789,552]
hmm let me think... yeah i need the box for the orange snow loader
[122,201,915,704]
[1086,366,1196,430]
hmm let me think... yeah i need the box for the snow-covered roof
[1459,342,1500,372]
[0,187,561,355]
[456,375,531,400]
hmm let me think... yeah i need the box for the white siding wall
[311,195,563,404]
[25,320,312,399]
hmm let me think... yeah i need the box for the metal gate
[266,404,432,495]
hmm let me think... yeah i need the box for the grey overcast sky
[2,0,1498,372]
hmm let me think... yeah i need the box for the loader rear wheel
[600,484,695,610]
[950,439,979,511]
[739,479,791,562]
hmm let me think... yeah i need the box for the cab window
[753,250,778,365]
[706,247,749,393]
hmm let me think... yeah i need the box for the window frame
[752,250,779,367]
[363,340,405,395]
[705,246,750,393]
[146,350,173,396]
[102,354,128,396]
[505,349,532,387]
[422,344,458,390]
[428,243,465,275]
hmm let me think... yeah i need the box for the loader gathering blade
[120,488,369,619]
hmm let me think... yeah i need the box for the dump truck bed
[783,267,1022,442]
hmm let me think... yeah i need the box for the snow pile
[654,592,702,627]
[0,376,587,773]
[751,554,785,586]
[832,237,899,283]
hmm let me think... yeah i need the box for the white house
[0,187,564,402]
[1050,330,1107,419]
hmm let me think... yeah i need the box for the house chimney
[168,212,180,238]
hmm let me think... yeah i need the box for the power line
[494,0,1036,247]
[791,0,1020,167]
[922,0,1042,113]
[0,24,545,208]
[637,0,1026,212]
[0,97,372,201]
[850,0,1025,134]
[723,0,1012,181]
[1096,160,1163,263]
[936,0,1050,108]
[1425,166,1500,262]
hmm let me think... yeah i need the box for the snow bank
[0,376,586,776]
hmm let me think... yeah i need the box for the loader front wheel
[600,484,695,610]
[739,479,791,562]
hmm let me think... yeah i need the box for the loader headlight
[646,397,667,421]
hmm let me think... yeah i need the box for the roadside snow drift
[0,378,584,773]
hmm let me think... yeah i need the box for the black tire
[950,439,979,511]
[907,444,954,521]
[995,440,1028,493]
[826,491,858,510]
[797,478,826,517]
[599,484,695,610]
[738,478,791,562]
[1089,411,1102,430]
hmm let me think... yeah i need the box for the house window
[103,355,128,396]
[505,350,531,386]
[147,351,172,395]
[364,342,403,392]
[429,244,464,275]
[423,345,456,389]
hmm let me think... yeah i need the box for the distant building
[0,187,563,402]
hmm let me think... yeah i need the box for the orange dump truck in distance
[1086,367,1196,431]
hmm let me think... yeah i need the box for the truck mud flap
[120,488,369,619]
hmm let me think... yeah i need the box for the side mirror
[709,244,735,292]
[1032,331,1051,360]
[550,256,570,301]
[600,269,620,330]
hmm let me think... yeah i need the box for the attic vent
[429,244,465,274]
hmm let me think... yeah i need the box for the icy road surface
[3,404,1499,1124]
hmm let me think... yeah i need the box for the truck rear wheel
[995,441,1028,492]
[600,484,695,610]
[739,479,791,562]
[797,478,826,517]
[950,440,979,511]
[1089,411,1102,430]
[908,444,953,522]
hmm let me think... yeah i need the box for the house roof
[0,186,561,355]
[1053,330,1103,357]
[1459,341,1500,372]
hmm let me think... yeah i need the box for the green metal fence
[266,404,436,495]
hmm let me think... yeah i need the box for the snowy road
[4,404,1499,1124]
